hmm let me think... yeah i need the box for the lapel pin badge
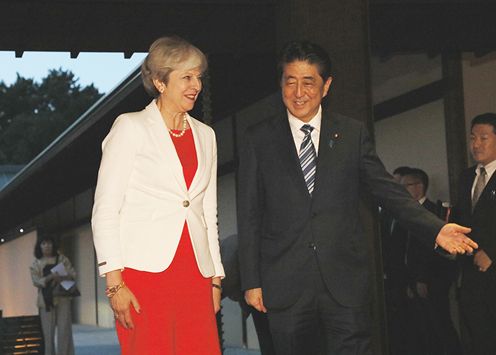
[490,190,496,200]
[329,133,339,148]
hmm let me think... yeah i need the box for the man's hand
[416,282,428,299]
[406,286,414,299]
[245,288,267,313]
[474,249,492,272]
[406,283,428,299]
[435,223,477,255]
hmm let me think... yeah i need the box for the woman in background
[92,36,224,354]
[30,234,76,355]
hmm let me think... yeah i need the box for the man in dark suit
[401,168,461,355]
[453,113,496,355]
[237,40,477,355]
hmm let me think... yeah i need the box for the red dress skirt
[117,128,220,355]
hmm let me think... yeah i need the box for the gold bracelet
[105,281,125,298]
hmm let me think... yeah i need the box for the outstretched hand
[435,223,477,255]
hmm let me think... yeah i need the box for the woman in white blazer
[92,36,224,355]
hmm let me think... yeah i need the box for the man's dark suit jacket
[454,166,496,292]
[382,211,408,288]
[219,234,243,303]
[407,199,457,286]
[453,165,496,354]
[237,107,444,309]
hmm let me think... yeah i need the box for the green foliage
[0,69,102,164]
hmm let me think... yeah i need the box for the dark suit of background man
[380,166,411,355]
[237,40,477,355]
[400,168,461,355]
[453,113,496,355]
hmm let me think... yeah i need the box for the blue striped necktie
[299,124,317,195]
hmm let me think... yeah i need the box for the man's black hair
[278,40,333,82]
[471,112,496,133]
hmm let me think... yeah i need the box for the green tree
[0,69,102,164]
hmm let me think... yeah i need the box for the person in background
[91,36,224,355]
[401,168,461,355]
[392,166,412,183]
[30,234,76,355]
[453,112,496,355]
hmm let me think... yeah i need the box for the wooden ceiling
[1,0,495,57]
[0,0,276,57]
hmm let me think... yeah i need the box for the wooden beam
[374,80,445,121]
[442,51,467,202]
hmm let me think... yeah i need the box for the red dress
[117,128,220,355]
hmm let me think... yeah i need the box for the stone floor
[73,324,260,355]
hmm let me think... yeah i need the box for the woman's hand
[110,286,141,329]
[212,277,222,314]
[106,270,140,329]
[49,272,62,284]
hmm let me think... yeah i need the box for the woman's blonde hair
[141,36,208,97]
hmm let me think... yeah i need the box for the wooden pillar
[442,51,468,203]
[275,1,386,354]
[275,0,373,126]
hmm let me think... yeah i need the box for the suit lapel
[272,114,311,198]
[145,101,188,194]
[271,109,341,200]
[474,167,496,213]
[312,109,340,199]
[188,116,206,197]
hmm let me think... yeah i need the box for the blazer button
[183,200,190,207]
[308,242,316,250]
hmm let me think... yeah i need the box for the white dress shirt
[471,159,496,198]
[287,106,322,155]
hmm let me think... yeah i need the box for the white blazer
[92,100,224,278]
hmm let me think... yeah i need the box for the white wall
[371,54,441,103]
[462,52,496,164]
[68,224,97,325]
[374,100,450,202]
[0,230,38,317]
[371,53,449,202]
[65,222,115,328]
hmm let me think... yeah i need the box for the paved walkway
[73,324,260,355]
